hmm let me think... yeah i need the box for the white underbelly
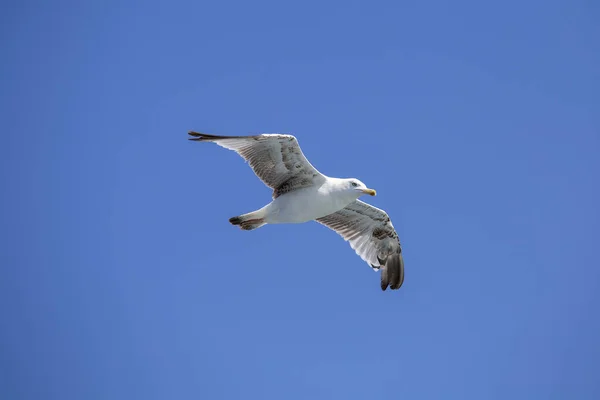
[265,187,350,224]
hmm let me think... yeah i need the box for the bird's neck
[323,178,358,207]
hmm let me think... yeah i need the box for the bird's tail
[229,209,267,231]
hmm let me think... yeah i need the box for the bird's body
[188,131,405,291]
[259,178,362,224]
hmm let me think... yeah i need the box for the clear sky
[1,0,599,399]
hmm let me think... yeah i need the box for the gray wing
[189,131,325,198]
[316,200,404,291]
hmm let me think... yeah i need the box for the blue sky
[1,0,599,398]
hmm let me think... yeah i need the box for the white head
[344,178,377,198]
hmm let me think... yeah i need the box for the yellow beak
[361,188,377,196]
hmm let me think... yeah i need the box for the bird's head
[345,178,376,198]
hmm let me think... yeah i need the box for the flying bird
[188,131,404,290]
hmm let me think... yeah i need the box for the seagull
[188,131,404,291]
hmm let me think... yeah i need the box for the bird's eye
[351,182,358,187]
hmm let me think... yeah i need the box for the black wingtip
[188,131,234,141]
[188,131,256,141]
[188,131,205,141]
[389,253,405,290]
[380,267,389,291]
[379,253,404,291]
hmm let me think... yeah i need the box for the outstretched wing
[189,131,326,198]
[316,200,404,290]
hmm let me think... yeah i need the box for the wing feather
[188,131,325,198]
[316,200,404,290]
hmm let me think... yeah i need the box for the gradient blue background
[2,0,599,399]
